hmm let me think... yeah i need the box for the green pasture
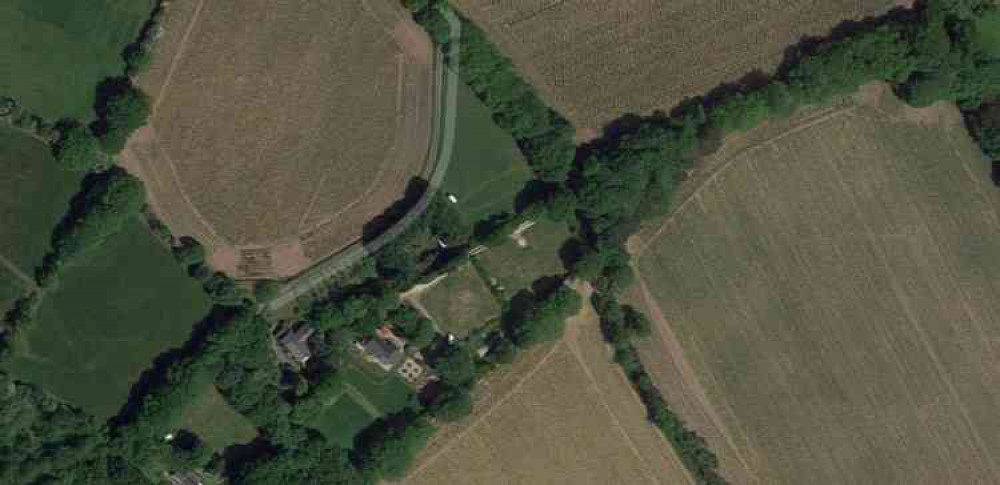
[7,218,211,418]
[0,0,153,120]
[442,82,533,225]
[0,126,82,273]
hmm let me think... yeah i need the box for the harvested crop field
[404,284,692,485]
[632,85,1000,484]
[126,0,436,279]
[452,0,892,131]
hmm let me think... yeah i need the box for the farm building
[275,323,315,365]
[356,325,431,384]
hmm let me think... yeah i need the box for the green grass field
[975,9,1000,57]
[442,82,533,224]
[309,361,414,447]
[475,219,571,295]
[0,0,153,120]
[0,126,82,273]
[313,395,376,448]
[173,379,258,451]
[0,267,25,312]
[635,89,1000,484]
[419,262,500,337]
[7,218,211,418]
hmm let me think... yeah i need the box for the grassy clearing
[7,218,211,418]
[475,219,570,295]
[442,82,533,224]
[173,379,258,451]
[419,262,500,337]
[975,9,1000,57]
[0,126,82,273]
[0,0,153,120]
[636,91,1000,484]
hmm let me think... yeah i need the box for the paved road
[267,7,462,312]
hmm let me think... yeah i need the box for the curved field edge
[631,87,1000,484]
[126,0,436,279]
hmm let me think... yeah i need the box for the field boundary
[0,253,34,289]
[632,265,760,483]
[267,6,462,312]
[563,284,690,485]
[637,102,860,257]
[404,340,564,480]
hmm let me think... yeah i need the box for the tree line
[405,1,1000,484]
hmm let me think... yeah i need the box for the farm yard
[404,285,693,485]
[632,86,1000,484]
[451,0,893,131]
[415,262,501,337]
[128,0,437,279]
[7,218,211,418]
[442,82,533,225]
[475,219,571,295]
[0,0,153,120]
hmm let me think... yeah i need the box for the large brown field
[632,85,1000,484]
[125,0,436,279]
[404,284,693,485]
[451,0,893,132]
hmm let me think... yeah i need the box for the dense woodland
[1,0,999,484]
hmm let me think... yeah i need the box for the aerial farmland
[632,84,1000,484]
[451,0,893,133]
[126,0,437,279]
[4,0,1000,483]
[405,286,694,485]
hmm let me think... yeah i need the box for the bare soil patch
[129,0,435,278]
[451,0,893,131]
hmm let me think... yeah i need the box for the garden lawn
[309,360,414,448]
[341,361,414,413]
[475,219,571,295]
[419,262,500,337]
[0,126,82,273]
[173,378,258,451]
[7,218,211,418]
[313,395,376,448]
[441,82,533,225]
[0,0,153,120]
